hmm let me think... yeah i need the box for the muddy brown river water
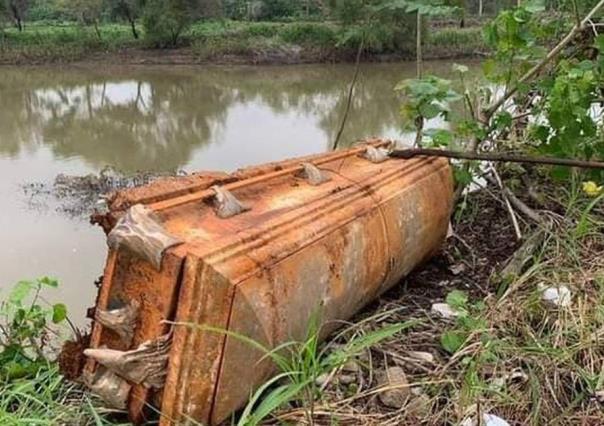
[0,61,477,326]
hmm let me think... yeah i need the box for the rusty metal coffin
[83,139,453,425]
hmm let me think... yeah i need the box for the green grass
[177,312,418,425]
[425,26,487,58]
[0,19,486,64]
[0,363,123,425]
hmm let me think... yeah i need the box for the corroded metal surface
[84,139,453,425]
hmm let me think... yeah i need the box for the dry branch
[390,148,604,170]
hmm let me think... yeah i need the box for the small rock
[406,393,431,418]
[407,351,435,364]
[377,366,410,408]
[315,372,329,387]
[449,263,466,275]
[431,302,459,319]
[593,390,604,403]
[342,360,361,373]
[541,285,571,307]
[338,374,356,385]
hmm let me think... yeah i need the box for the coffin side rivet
[299,162,331,186]
[95,300,140,345]
[211,186,250,218]
[107,204,183,270]
[362,146,390,163]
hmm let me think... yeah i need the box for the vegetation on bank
[0,0,497,64]
[0,19,486,64]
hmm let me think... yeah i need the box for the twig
[490,165,523,240]
[499,228,547,279]
[502,185,544,224]
[332,38,365,151]
[484,174,545,224]
[389,148,604,169]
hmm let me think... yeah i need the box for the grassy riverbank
[0,20,487,65]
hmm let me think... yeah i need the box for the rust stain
[83,139,453,425]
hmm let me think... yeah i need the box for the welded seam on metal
[320,166,392,285]
[178,258,207,422]
[205,159,433,261]
[200,160,435,283]
[85,250,119,376]
[201,158,428,259]
[129,254,188,422]
[207,282,238,425]
[149,141,391,213]
[225,160,442,287]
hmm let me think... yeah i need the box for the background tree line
[0,0,577,47]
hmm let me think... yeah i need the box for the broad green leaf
[39,276,58,288]
[441,330,467,354]
[8,281,33,305]
[52,303,68,324]
[446,290,468,310]
[454,167,473,186]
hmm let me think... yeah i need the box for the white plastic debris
[460,413,510,426]
[431,303,459,319]
[540,284,571,307]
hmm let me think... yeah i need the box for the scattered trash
[507,369,528,385]
[377,366,410,408]
[431,302,459,319]
[593,390,604,403]
[539,283,571,307]
[461,413,510,426]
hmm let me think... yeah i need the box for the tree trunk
[416,12,422,78]
[479,0,483,16]
[129,18,139,39]
[11,5,22,31]
[94,20,102,40]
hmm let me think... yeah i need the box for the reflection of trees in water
[202,65,408,146]
[0,62,471,172]
[0,70,234,171]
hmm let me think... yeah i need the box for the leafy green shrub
[279,22,336,47]
[245,22,280,38]
[0,277,67,381]
[143,0,197,47]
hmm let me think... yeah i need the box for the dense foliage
[0,0,517,46]
[397,0,604,184]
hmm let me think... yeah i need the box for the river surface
[0,60,477,325]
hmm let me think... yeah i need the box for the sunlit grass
[0,363,123,426]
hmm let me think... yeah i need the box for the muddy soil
[22,167,181,218]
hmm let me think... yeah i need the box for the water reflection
[0,61,476,172]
